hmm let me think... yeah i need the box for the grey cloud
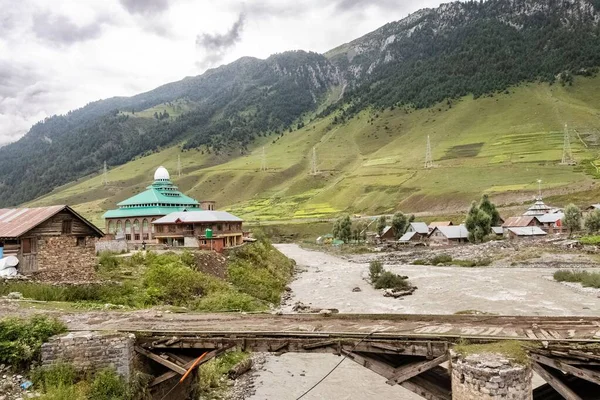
[334,0,403,12]
[120,0,170,15]
[195,13,246,68]
[32,13,105,45]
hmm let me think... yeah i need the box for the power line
[295,330,377,400]
[424,135,434,169]
[310,146,319,175]
[261,146,267,171]
[560,123,575,165]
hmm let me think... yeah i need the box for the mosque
[102,166,215,244]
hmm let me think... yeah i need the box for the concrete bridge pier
[450,351,532,400]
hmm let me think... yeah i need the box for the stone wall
[35,236,97,282]
[95,239,129,254]
[41,331,135,379]
[451,351,532,400]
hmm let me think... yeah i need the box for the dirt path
[243,244,600,400]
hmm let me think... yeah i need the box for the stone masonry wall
[35,236,97,282]
[451,351,532,400]
[41,331,135,379]
[95,239,129,254]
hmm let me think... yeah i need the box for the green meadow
[29,76,600,225]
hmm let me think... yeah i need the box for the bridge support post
[450,351,532,400]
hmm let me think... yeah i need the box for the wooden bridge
[106,313,600,399]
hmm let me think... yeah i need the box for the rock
[319,309,332,316]
[6,292,23,300]
[352,286,362,292]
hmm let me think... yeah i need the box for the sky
[0,0,447,145]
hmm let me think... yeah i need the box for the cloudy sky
[0,0,446,145]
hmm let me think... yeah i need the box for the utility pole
[103,161,108,186]
[424,135,434,169]
[261,147,267,171]
[560,123,575,165]
[311,146,319,175]
[177,154,182,177]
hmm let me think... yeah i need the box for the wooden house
[535,213,565,234]
[428,225,469,245]
[152,210,244,252]
[506,227,547,239]
[379,226,397,242]
[0,206,103,276]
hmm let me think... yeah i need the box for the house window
[108,221,114,234]
[76,237,86,247]
[217,224,222,231]
[134,234,140,241]
[155,225,163,233]
[133,219,140,232]
[125,220,131,234]
[125,234,131,241]
[117,220,123,233]
[142,234,149,240]
[169,225,176,233]
[151,219,156,233]
[142,219,148,234]
[62,219,72,234]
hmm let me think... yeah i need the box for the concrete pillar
[450,351,532,400]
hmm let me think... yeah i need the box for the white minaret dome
[154,166,170,181]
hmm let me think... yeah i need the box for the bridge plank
[531,354,600,386]
[532,362,582,400]
[149,348,223,387]
[385,354,449,385]
[135,346,187,375]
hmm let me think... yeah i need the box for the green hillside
[30,76,600,226]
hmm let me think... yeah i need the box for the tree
[479,194,501,226]
[333,215,352,243]
[465,201,491,243]
[391,212,408,240]
[377,216,387,236]
[353,221,366,242]
[564,204,582,236]
[584,209,600,233]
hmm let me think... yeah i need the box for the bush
[412,259,427,265]
[554,269,600,288]
[430,254,452,265]
[452,258,492,267]
[198,352,249,394]
[88,368,129,400]
[373,271,411,290]
[0,316,67,368]
[97,252,120,272]
[39,384,87,400]
[579,236,600,245]
[369,261,384,282]
[142,261,205,306]
[193,291,265,312]
[33,363,78,391]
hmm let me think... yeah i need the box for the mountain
[3,0,600,210]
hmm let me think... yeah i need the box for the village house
[502,216,539,234]
[428,221,453,233]
[584,204,600,217]
[152,210,244,252]
[103,166,215,244]
[378,225,397,242]
[0,205,103,277]
[428,225,469,246]
[506,226,547,239]
[399,222,429,245]
[536,213,565,234]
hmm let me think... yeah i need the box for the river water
[244,244,600,400]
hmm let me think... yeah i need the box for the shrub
[373,271,411,290]
[88,368,128,400]
[33,363,78,391]
[554,269,600,288]
[193,291,264,312]
[39,384,87,400]
[0,316,67,368]
[412,259,427,265]
[97,252,120,272]
[579,235,600,245]
[142,261,205,306]
[369,261,384,282]
[431,254,452,265]
[198,352,249,394]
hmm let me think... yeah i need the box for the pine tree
[479,194,501,226]
[465,201,492,243]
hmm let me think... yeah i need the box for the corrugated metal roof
[409,222,429,234]
[536,213,564,223]
[117,186,199,207]
[153,211,243,224]
[429,221,453,228]
[507,227,547,236]
[491,226,504,235]
[381,225,393,236]
[103,206,197,219]
[431,225,468,239]
[0,205,103,239]
[502,216,535,227]
[398,231,417,242]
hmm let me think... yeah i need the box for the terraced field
[29,76,600,225]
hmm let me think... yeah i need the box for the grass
[554,269,600,288]
[2,238,293,312]
[413,254,491,267]
[453,341,530,366]
[579,235,600,245]
[26,76,600,223]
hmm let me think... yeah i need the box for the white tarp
[0,256,19,276]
